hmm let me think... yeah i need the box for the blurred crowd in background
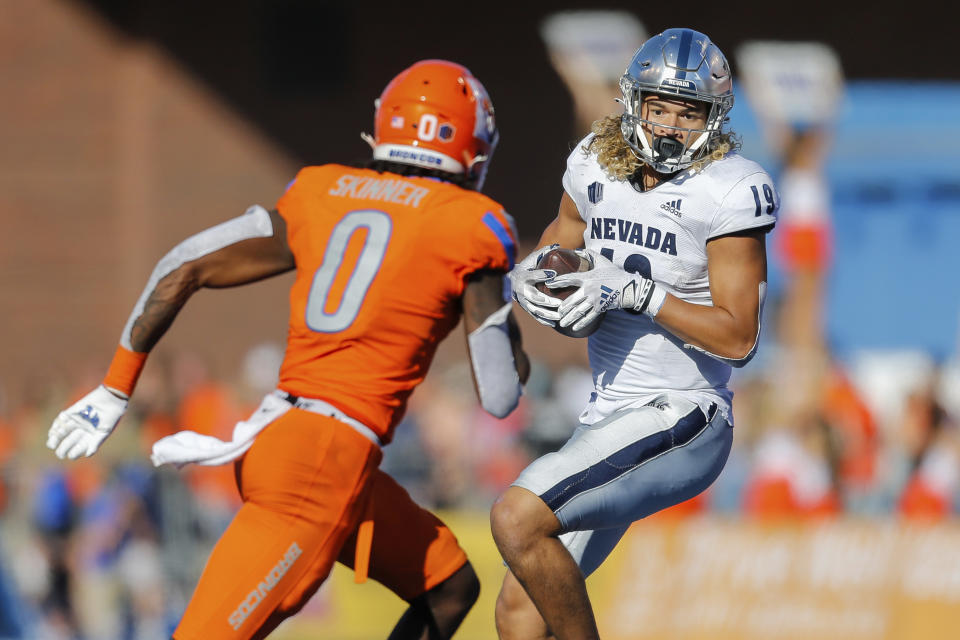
[1,318,959,638]
[2,5,960,640]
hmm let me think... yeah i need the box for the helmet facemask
[463,75,499,190]
[465,141,496,191]
[619,76,733,174]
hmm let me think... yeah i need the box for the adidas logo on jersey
[660,199,682,217]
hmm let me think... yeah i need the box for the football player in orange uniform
[46,60,528,640]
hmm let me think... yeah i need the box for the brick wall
[0,0,298,405]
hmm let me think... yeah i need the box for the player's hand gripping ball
[536,248,604,337]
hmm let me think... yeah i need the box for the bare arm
[127,208,295,352]
[47,207,296,459]
[537,192,588,249]
[509,192,589,327]
[463,270,529,417]
[463,269,530,384]
[653,230,768,362]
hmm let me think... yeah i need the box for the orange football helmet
[365,60,499,189]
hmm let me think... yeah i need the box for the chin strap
[360,132,376,149]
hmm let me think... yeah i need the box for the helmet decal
[438,123,456,141]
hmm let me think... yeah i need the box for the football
[534,248,604,338]
[535,248,590,299]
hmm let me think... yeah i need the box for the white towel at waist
[150,392,290,468]
[150,390,382,468]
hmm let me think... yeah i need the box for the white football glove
[47,385,128,460]
[550,249,662,333]
[508,244,563,326]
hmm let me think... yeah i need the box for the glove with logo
[47,385,128,460]
[550,249,665,333]
[508,243,563,326]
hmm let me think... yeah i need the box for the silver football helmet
[619,28,734,173]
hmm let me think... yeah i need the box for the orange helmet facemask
[363,60,499,190]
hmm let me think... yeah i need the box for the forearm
[466,303,524,418]
[464,270,528,416]
[652,231,768,366]
[538,192,587,249]
[507,311,530,385]
[103,261,207,398]
[653,288,763,362]
[104,260,203,396]
[128,268,199,352]
[106,206,284,396]
[118,206,276,351]
[537,219,567,247]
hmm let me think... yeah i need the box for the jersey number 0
[305,210,392,333]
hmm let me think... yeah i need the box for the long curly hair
[586,114,740,182]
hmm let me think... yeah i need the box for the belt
[273,390,382,447]
[274,389,379,584]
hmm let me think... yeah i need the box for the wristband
[643,286,667,318]
[102,345,148,397]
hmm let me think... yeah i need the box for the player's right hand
[47,385,128,460]
[508,244,563,326]
[553,248,658,332]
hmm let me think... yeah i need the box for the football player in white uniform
[492,28,778,640]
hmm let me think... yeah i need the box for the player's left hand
[46,385,128,460]
[549,249,659,332]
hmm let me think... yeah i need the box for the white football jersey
[563,135,778,424]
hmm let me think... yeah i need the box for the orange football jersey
[275,164,515,443]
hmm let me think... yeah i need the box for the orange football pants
[173,408,468,640]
